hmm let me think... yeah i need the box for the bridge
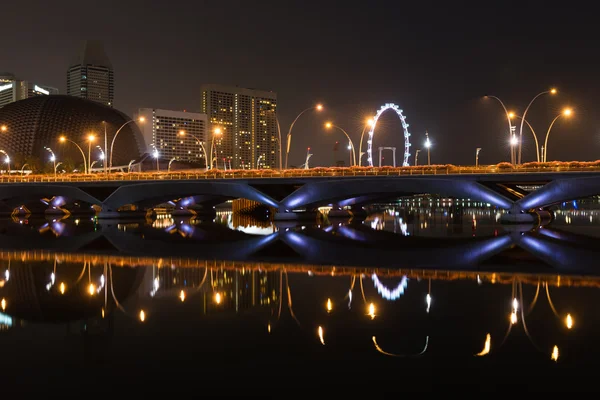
[0,166,600,222]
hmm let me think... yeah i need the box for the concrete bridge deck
[0,166,599,221]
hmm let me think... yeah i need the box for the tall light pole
[543,108,572,162]
[476,148,482,167]
[324,122,356,167]
[209,127,223,170]
[415,149,421,166]
[179,130,208,171]
[511,114,540,162]
[358,118,374,166]
[59,136,87,174]
[45,147,57,178]
[424,131,431,166]
[152,146,159,172]
[108,117,145,173]
[518,88,557,165]
[0,150,10,174]
[285,104,323,169]
[87,134,95,174]
[485,95,514,163]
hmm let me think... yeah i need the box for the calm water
[2,200,600,392]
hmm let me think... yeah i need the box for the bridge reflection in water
[1,216,600,367]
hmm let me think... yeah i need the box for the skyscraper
[0,73,58,108]
[200,84,277,169]
[67,40,114,107]
[136,108,207,162]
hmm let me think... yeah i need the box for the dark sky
[2,1,598,167]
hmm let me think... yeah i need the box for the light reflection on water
[1,201,600,387]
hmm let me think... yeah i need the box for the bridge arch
[0,184,102,209]
[280,177,513,211]
[367,103,411,167]
[101,181,279,213]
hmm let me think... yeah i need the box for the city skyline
[1,2,598,167]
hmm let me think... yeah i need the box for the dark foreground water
[1,201,600,393]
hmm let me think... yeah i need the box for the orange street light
[543,107,574,162]
[58,136,88,173]
[0,125,7,132]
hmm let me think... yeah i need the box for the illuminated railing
[1,163,600,183]
[0,249,598,287]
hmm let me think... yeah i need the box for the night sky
[2,1,598,167]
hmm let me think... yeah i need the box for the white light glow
[34,85,49,95]
[0,83,12,92]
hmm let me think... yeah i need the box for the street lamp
[0,125,6,132]
[485,95,515,164]
[324,122,356,167]
[285,104,323,169]
[0,150,10,174]
[415,149,421,166]
[45,147,57,178]
[517,88,557,164]
[476,148,482,167]
[108,117,145,173]
[510,113,540,162]
[152,146,159,172]
[424,131,431,165]
[59,136,88,174]
[86,134,96,173]
[209,127,223,170]
[178,130,208,171]
[358,118,374,166]
[168,157,177,172]
[543,108,573,162]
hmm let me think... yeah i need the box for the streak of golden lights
[88,283,95,295]
[214,292,222,304]
[101,308,105,318]
[476,334,491,356]
[326,298,332,313]
[565,313,573,329]
[179,290,186,302]
[510,312,518,325]
[267,323,271,333]
[551,345,559,362]
[317,326,325,345]
[368,303,376,319]
[1,298,5,311]
[139,310,146,322]
[59,282,66,294]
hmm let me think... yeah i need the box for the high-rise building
[136,108,207,162]
[0,73,58,108]
[67,40,114,107]
[200,84,278,169]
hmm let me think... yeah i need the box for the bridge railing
[1,164,600,183]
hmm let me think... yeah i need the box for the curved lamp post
[543,108,572,162]
[20,163,29,175]
[285,104,323,169]
[509,113,540,162]
[517,88,557,164]
[209,127,223,170]
[179,130,208,171]
[324,122,356,166]
[45,147,57,178]
[59,136,88,174]
[358,118,374,166]
[108,117,145,173]
[485,95,514,164]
